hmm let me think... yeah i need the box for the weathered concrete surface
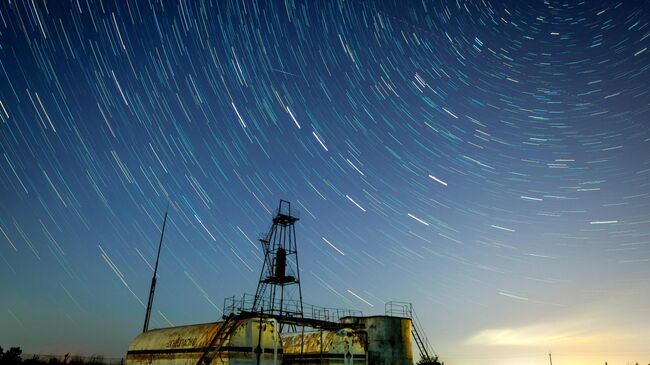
[341,316,412,365]
[126,317,281,365]
[281,329,366,365]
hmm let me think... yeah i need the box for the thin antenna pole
[143,202,169,332]
[549,352,553,365]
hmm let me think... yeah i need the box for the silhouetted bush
[1,347,23,365]
[417,357,444,365]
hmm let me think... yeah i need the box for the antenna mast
[143,203,169,332]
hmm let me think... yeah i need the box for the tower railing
[274,204,301,219]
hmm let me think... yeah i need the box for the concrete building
[125,314,416,365]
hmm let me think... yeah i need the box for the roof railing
[223,293,362,323]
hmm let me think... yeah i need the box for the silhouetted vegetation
[417,356,444,365]
[0,348,122,365]
[1,346,23,365]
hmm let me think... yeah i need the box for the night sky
[1,0,649,364]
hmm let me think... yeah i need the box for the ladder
[196,315,240,365]
[411,310,439,364]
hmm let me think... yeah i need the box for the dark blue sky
[1,1,649,363]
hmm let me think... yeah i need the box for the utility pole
[143,203,169,332]
[549,352,553,365]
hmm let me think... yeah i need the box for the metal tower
[252,200,303,327]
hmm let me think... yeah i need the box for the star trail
[1,0,649,364]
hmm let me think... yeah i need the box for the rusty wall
[281,329,366,365]
[341,316,412,365]
[125,317,281,365]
